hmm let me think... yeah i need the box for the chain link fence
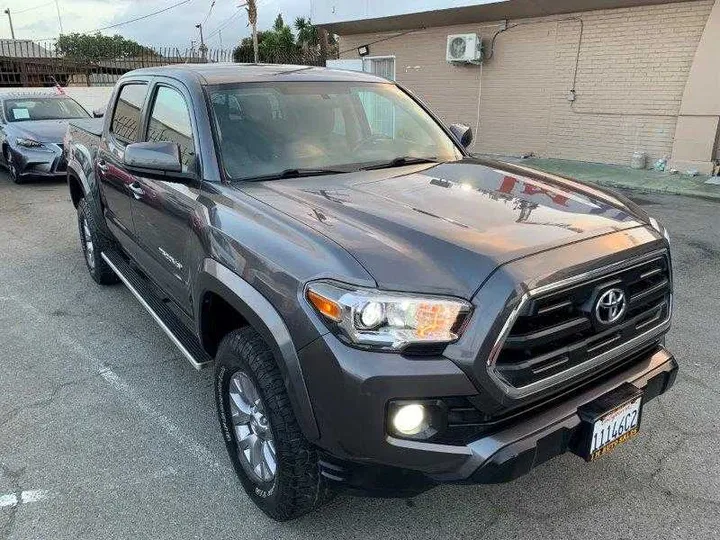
[0,40,335,87]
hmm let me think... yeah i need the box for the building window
[362,56,396,81]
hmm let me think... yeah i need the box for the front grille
[434,342,661,445]
[493,252,671,390]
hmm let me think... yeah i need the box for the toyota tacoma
[64,64,676,521]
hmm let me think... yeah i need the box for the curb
[587,179,720,203]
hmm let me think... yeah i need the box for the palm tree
[246,0,258,63]
[294,17,319,50]
[258,14,298,62]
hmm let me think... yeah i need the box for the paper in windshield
[12,108,30,120]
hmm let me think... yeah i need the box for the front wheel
[5,149,23,184]
[215,327,331,521]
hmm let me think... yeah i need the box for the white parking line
[99,367,221,467]
[0,490,50,508]
[0,467,180,511]
[2,295,222,469]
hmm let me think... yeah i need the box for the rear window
[111,83,148,142]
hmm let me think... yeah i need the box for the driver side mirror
[124,141,182,174]
[92,108,105,118]
[449,123,473,149]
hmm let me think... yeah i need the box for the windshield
[4,97,90,122]
[207,81,463,180]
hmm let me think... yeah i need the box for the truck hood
[237,158,648,298]
[11,119,72,143]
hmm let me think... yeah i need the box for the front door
[129,82,202,315]
[98,81,150,241]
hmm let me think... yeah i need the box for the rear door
[129,79,203,315]
[97,80,150,241]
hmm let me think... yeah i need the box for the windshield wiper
[241,168,349,182]
[360,156,439,171]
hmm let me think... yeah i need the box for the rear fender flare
[67,158,108,237]
[67,160,90,197]
[195,258,320,441]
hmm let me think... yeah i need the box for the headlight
[306,281,472,351]
[649,216,670,244]
[16,137,44,148]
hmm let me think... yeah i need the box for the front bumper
[301,333,677,495]
[453,345,676,484]
[10,144,66,178]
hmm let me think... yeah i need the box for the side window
[146,86,196,172]
[111,83,148,143]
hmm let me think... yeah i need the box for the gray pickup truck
[64,63,676,521]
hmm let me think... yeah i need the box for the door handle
[97,160,109,174]
[128,182,145,199]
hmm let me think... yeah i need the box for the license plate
[588,396,641,461]
[574,383,643,462]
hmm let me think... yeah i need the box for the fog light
[392,403,427,436]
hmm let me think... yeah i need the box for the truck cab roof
[124,63,390,86]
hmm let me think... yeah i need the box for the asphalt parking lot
[1,173,718,540]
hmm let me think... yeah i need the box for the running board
[101,250,213,370]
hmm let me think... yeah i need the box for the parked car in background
[64,64,676,521]
[0,92,90,183]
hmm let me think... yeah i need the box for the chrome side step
[101,250,213,370]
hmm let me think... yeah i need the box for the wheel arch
[67,160,107,228]
[67,167,85,208]
[196,258,320,441]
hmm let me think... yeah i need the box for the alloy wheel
[228,371,277,484]
[82,217,95,270]
[7,152,17,180]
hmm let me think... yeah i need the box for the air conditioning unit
[446,33,483,64]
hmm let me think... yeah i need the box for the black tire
[215,327,331,521]
[5,149,24,184]
[76,198,119,285]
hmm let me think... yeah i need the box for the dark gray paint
[124,141,182,172]
[64,63,676,486]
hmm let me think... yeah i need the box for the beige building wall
[670,0,720,172]
[339,0,714,167]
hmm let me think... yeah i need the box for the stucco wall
[670,0,720,172]
[339,0,714,166]
[0,86,114,114]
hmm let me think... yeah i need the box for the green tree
[233,31,267,62]
[258,14,298,60]
[273,14,285,32]
[56,32,156,62]
[232,13,337,64]
[294,17,318,49]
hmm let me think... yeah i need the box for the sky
[2,0,314,50]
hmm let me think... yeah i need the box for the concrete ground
[499,157,720,202]
[1,174,718,540]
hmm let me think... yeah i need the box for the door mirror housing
[92,108,105,118]
[449,123,473,148]
[124,141,182,174]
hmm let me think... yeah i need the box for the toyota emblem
[595,288,627,325]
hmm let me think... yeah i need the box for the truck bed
[69,117,104,138]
